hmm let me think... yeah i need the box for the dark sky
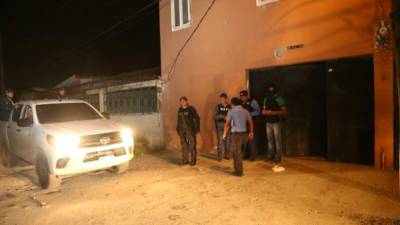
[0,0,160,89]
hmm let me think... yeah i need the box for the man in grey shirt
[223,97,254,176]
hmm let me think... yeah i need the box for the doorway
[249,56,375,165]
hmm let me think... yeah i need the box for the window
[22,106,33,120]
[171,0,191,31]
[106,88,158,114]
[256,0,279,7]
[84,94,100,110]
[12,105,23,122]
[36,103,102,124]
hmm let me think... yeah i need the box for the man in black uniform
[214,93,231,161]
[239,90,260,161]
[176,96,200,166]
[0,89,15,121]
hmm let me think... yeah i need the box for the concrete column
[374,50,394,170]
[99,88,107,113]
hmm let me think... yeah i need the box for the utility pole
[393,0,400,190]
[0,32,5,92]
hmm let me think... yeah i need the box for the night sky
[0,0,160,90]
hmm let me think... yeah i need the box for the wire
[44,0,160,69]
[77,0,159,49]
[164,0,217,84]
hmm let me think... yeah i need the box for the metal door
[326,56,374,165]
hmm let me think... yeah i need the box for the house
[54,68,163,149]
[159,0,396,169]
[54,74,97,89]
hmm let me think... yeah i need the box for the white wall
[109,113,163,148]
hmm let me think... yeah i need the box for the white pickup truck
[0,99,134,189]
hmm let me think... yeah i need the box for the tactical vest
[263,94,282,123]
[242,99,254,113]
[216,104,231,122]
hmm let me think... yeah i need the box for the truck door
[6,104,23,157]
[15,105,34,163]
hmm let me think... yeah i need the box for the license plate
[99,155,114,160]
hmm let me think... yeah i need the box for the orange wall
[159,0,394,169]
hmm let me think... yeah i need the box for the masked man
[262,84,287,172]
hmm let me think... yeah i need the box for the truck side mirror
[18,118,33,127]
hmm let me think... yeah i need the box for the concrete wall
[85,79,163,149]
[159,0,394,169]
[110,113,163,147]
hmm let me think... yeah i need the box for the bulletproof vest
[264,94,282,123]
[178,107,191,129]
[241,99,254,113]
[177,106,199,132]
[216,104,231,122]
[264,94,280,111]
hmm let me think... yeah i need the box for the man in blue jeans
[214,93,231,161]
[239,90,260,161]
[262,84,287,172]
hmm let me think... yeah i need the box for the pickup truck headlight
[47,135,80,151]
[120,128,134,146]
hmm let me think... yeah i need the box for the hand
[263,110,273,116]
[223,133,227,141]
[248,132,254,140]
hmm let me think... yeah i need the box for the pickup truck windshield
[36,103,103,124]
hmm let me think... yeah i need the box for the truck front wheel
[0,143,17,167]
[35,154,61,190]
[112,162,129,174]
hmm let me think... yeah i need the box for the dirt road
[0,151,399,225]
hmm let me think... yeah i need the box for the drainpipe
[392,0,400,190]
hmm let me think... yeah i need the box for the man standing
[214,93,231,161]
[262,84,287,172]
[176,96,200,166]
[57,88,67,100]
[239,90,260,161]
[0,89,15,121]
[223,97,254,176]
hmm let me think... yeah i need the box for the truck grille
[79,131,122,148]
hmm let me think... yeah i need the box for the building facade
[159,0,396,169]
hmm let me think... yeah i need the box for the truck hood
[42,119,123,137]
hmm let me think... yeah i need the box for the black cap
[179,96,188,101]
[239,90,248,97]
[220,93,228,98]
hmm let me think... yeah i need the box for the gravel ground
[0,150,399,225]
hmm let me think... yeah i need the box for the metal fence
[106,87,158,114]
[84,94,100,110]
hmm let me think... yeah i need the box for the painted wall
[110,113,163,147]
[159,0,394,169]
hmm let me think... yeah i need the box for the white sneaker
[272,165,285,173]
